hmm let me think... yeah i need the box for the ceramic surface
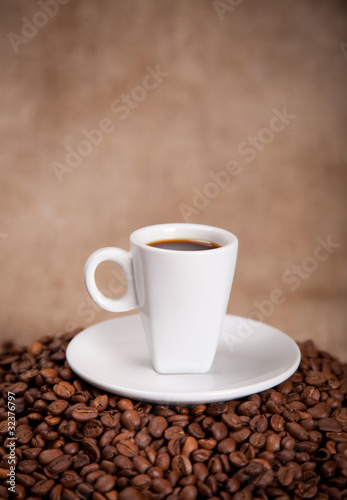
[66,314,301,404]
[84,223,238,373]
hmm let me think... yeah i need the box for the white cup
[84,223,238,374]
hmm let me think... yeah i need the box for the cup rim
[130,223,238,252]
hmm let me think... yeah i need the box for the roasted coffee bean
[187,422,205,439]
[211,421,228,441]
[307,402,331,419]
[116,439,139,458]
[237,401,260,417]
[30,478,55,495]
[122,409,142,430]
[250,414,268,433]
[229,427,251,443]
[286,421,309,441]
[249,432,266,449]
[217,437,236,454]
[6,381,28,396]
[164,425,185,440]
[270,413,285,432]
[95,473,116,492]
[71,406,98,422]
[228,451,248,468]
[221,412,243,430]
[15,424,34,444]
[90,394,109,411]
[58,418,77,436]
[317,417,343,432]
[266,432,282,452]
[38,448,63,465]
[83,418,104,438]
[46,453,72,474]
[47,398,69,415]
[53,381,75,399]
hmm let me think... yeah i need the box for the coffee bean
[198,437,217,450]
[178,484,198,499]
[229,427,251,443]
[229,451,248,468]
[91,394,109,412]
[60,470,83,489]
[30,478,55,496]
[6,381,28,396]
[134,427,151,449]
[238,401,260,417]
[131,473,152,490]
[270,414,285,432]
[187,422,205,439]
[164,425,185,440]
[116,439,139,458]
[172,454,193,475]
[95,473,116,492]
[217,437,236,454]
[317,417,343,432]
[15,424,34,444]
[221,412,243,430]
[122,409,141,430]
[38,449,64,465]
[148,415,168,437]
[46,454,72,474]
[48,398,69,415]
[72,406,99,422]
[16,472,36,488]
[53,381,75,399]
[249,432,266,449]
[58,418,77,436]
[17,459,39,474]
[83,418,104,438]
[211,421,228,441]
[132,455,151,473]
[286,422,309,441]
[118,486,143,500]
[250,414,268,433]
[307,402,331,419]
[326,431,347,443]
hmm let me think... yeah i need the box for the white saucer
[66,314,301,405]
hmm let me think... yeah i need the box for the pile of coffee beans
[0,331,346,500]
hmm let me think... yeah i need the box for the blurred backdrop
[0,0,346,359]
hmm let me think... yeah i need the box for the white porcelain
[84,223,238,374]
[66,314,301,405]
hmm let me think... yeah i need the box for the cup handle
[84,247,138,312]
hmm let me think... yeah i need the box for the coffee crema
[147,238,221,251]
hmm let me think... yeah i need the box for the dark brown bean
[317,417,343,432]
[15,424,34,444]
[164,425,185,440]
[95,473,116,492]
[122,409,141,430]
[222,412,243,430]
[229,451,248,468]
[30,478,55,495]
[217,437,236,454]
[46,454,72,474]
[53,381,75,399]
[116,439,139,458]
[38,448,63,465]
[286,422,309,441]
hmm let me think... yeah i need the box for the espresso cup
[84,223,238,374]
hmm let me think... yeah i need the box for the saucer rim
[66,313,301,404]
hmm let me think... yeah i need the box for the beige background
[0,0,346,359]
